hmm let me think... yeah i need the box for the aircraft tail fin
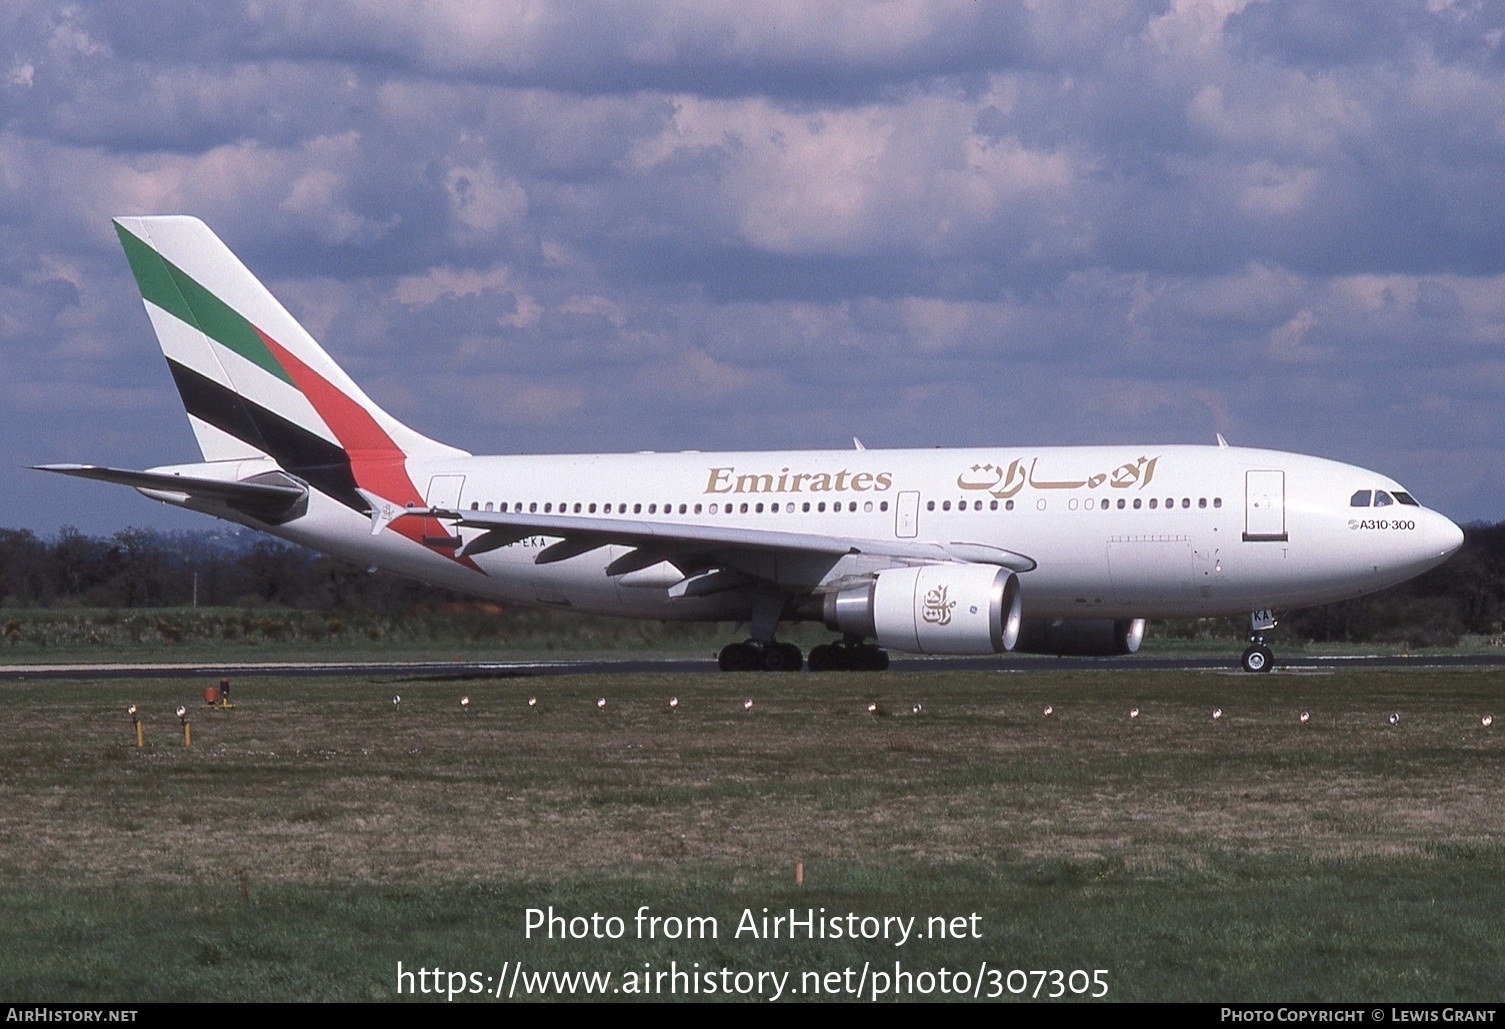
[113,216,466,515]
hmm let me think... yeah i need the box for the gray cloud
[4,0,1505,532]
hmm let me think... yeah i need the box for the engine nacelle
[1013,617,1146,657]
[823,565,1021,655]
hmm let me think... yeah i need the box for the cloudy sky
[4,0,1504,535]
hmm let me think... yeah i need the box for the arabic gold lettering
[922,585,955,626]
[958,463,1004,491]
[1109,461,1139,488]
[952,454,1161,497]
[992,459,1026,499]
[1027,457,1087,490]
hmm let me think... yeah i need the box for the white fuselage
[194,442,1462,625]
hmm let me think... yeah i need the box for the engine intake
[823,565,1021,655]
[1014,618,1146,657]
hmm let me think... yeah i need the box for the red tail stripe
[254,328,479,569]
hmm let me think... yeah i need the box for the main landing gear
[718,640,803,672]
[717,592,808,672]
[715,637,893,672]
[715,595,892,672]
[807,639,890,672]
[1240,609,1277,673]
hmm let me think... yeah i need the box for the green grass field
[3,666,1504,1002]
[4,606,1502,664]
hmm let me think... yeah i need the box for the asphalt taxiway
[4,652,1505,680]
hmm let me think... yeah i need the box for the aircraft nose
[1431,510,1465,560]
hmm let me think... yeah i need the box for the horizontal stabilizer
[356,489,409,537]
[35,464,308,524]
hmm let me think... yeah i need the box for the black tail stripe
[166,358,366,514]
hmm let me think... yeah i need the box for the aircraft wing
[35,464,309,523]
[396,502,1036,580]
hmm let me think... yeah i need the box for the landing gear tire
[807,643,842,671]
[718,642,756,671]
[807,641,889,672]
[719,640,803,672]
[762,642,803,672]
[1241,644,1273,674]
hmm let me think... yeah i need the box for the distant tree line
[0,527,453,613]
[1279,522,1505,647]
[3,523,1505,646]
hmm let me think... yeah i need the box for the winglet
[1216,433,1229,448]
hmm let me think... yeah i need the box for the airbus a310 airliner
[37,217,1465,673]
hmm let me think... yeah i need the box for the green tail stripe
[114,222,293,387]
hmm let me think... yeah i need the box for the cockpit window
[1373,491,1394,507]
[1393,491,1420,507]
[1350,490,1371,507]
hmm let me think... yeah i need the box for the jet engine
[822,564,1021,655]
[1013,617,1146,657]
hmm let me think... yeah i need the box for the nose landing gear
[1241,609,1277,673]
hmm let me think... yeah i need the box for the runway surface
[4,652,1505,680]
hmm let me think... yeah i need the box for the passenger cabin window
[1350,491,1372,507]
[1373,491,1394,507]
